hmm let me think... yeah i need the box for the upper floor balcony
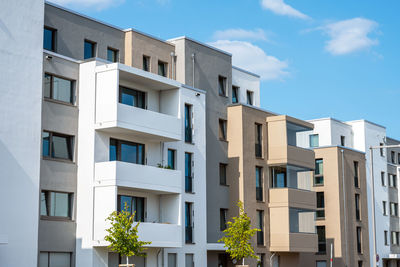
[94,63,182,142]
[267,115,315,170]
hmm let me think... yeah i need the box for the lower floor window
[39,252,71,267]
[40,191,72,219]
[316,261,327,267]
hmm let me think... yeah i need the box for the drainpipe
[341,149,349,267]
[370,147,377,267]
[170,52,175,80]
[191,53,195,87]
[269,252,276,267]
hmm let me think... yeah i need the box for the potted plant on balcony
[105,204,152,267]
[218,201,259,267]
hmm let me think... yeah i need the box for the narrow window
[40,191,72,218]
[398,153,400,165]
[167,149,176,169]
[390,174,397,188]
[119,86,146,109]
[316,192,325,219]
[158,61,167,77]
[185,203,193,244]
[355,194,361,221]
[184,104,193,143]
[219,119,227,141]
[185,254,194,267]
[246,90,253,105]
[42,131,74,161]
[385,230,389,245]
[84,40,96,59]
[314,159,324,185]
[255,123,262,157]
[185,153,193,193]
[316,261,327,267]
[44,73,74,104]
[118,195,145,222]
[218,76,227,96]
[219,163,227,186]
[143,55,150,71]
[257,254,265,267]
[390,202,398,216]
[358,261,363,267]
[109,138,145,165]
[340,135,346,146]
[317,226,326,254]
[220,209,228,231]
[354,161,359,188]
[310,134,319,148]
[107,47,118,62]
[380,143,384,157]
[257,210,264,245]
[232,86,239,103]
[391,151,396,164]
[43,27,56,51]
[383,201,387,215]
[357,227,362,253]
[256,167,263,201]
[168,254,177,267]
[218,254,228,267]
[392,231,399,245]
[381,172,386,186]
[271,167,287,188]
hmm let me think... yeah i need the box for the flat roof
[232,66,260,78]
[167,36,232,57]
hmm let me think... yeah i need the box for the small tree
[105,205,151,266]
[218,201,260,266]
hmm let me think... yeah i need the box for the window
[340,135,346,146]
[185,203,193,244]
[43,27,56,51]
[158,61,167,77]
[143,55,150,71]
[256,167,263,201]
[316,261,327,267]
[392,231,399,245]
[310,134,319,148]
[218,76,227,96]
[232,86,239,103]
[389,174,397,188]
[185,254,194,267]
[271,167,287,188]
[316,192,325,219]
[84,40,96,59]
[392,151,396,164]
[118,195,145,222]
[398,153,400,165]
[168,253,177,267]
[358,261,363,267]
[218,254,228,267]
[357,227,362,253]
[246,90,253,105]
[41,191,72,218]
[219,163,227,186]
[167,149,176,169]
[185,104,193,143]
[109,138,145,165]
[314,159,324,185]
[39,252,71,267]
[385,230,389,245]
[219,119,227,141]
[119,86,146,109]
[220,209,228,231]
[44,73,74,104]
[380,143,384,157]
[255,123,262,158]
[355,194,361,221]
[383,201,387,215]
[257,254,265,267]
[390,202,398,217]
[107,47,118,62]
[381,172,386,186]
[354,161,359,188]
[185,153,193,193]
[317,226,326,254]
[42,131,74,160]
[257,210,264,245]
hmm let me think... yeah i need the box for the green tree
[104,205,151,266]
[218,201,260,266]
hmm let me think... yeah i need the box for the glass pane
[84,41,94,59]
[39,252,49,267]
[168,254,177,267]
[40,192,48,216]
[185,203,191,227]
[275,173,286,188]
[49,252,70,267]
[158,62,166,77]
[185,153,191,177]
[52,135,71,160]
[52,192,69,217]
[310,134,319,147]
[256,168,261,187]
[135,197,144,222]
[44,74,51,98]
[185,254,194,267]
[137,144,144,165]
[109,139,117,161]
[185,105,191,128]
[42,132,50,157]
[120,143,137,163]
[120,87,134,106]
[107,49,117,62]
[315,159,323,175]
[218,77,225,95]
[120,196,132,213]
[168,150,175,169]
[143,56,149,71]
[52,76,72,103]
[43,28,54,51]
[232,87,238,103]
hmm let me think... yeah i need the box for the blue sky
[51,0,400,139]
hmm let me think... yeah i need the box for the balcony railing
[256,187,263,201]
[185,176,193,193]
[257,231,264,245]
[255,143,262,158]
[185,226,193,244]
[185,127,192,143]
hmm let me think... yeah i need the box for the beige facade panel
[269,188,316,210]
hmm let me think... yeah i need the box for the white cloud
[322,18,379,55]
[49,0,124,10]
[209,40,288,81]
[213,28,268,42]
[261,0,309,20]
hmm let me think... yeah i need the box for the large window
[256,167,263,201]
[109,138,145,165]
[314,159,324,185]
[119,86,146,109]
[143,55,150,71]
[118,195,145,222]
[44,73,74,104]
[42,131,74,160]
[355,194,361,221]
[185,104,193,143]
[107,47,118,62]
[185,202,193,244]
[316,192,325,219]
[390,202,398,217]
[257,210,264,245]
[246,90,253,105]
[219,163,227,186]
[317,226,326,254]
[39,252,71,267]
[310,134,319,148]
[84,40,96,59]
[167,149,176,169]
[43,27,56,51]
[354,161,359,188]
[158,61,167,77]
[220,208,227,231]
[40,191,72,218]
[218,76,227,96]
[232,86,239,103]
[255,123,262,158]
[357,227,362,253]
[219,119,227,141]
[185,153,193,193]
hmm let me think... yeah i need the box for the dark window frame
[246,90,253,105]
[107,47,119,63]
[355,193,361,221]
[39,252,72,267]
[167,149,176,170]
[158,60,168,77]
[119,86,146,109]
[84,39,97,59]
[357,226,362,253]
[255,123,263,158]
[42,131,74,161]
[232,86,239,103]
[256,166,263,201]
[185,152,193,193]
[381,171,386,186]
[220,208,228,231]
[43,26,57,52]
[218,76,227,97]
[184,104,193,143]
[385,230,389,245]
[354,161,360,188]
[109,138,145,165]
[44,73,75,105]
[316,192,325,219]
[40,190,73,220]
[143,55,150,72]
[317,225,326,254]
[340,135,346,146]
[117,195,145,222]
[257,210,264,245]
[314,159,324,186]
[185,202,194,244]
[219,119,227,141]
[219,163,228,186]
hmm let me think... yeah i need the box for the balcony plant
[218,201,260,266]
[105,204,151,267]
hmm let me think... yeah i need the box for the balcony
[269,188,316,210]
[94,63,182,142]
[95,161,181,194]
[267,115,315,169]
[269,232,317,253]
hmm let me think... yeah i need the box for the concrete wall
[232,67,260,107]
[0,0,44,266]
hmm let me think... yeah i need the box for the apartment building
[0,0,44,266]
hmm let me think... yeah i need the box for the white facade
[232,66,261,107]
[76,60,207,267]
[0,0,44,266]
